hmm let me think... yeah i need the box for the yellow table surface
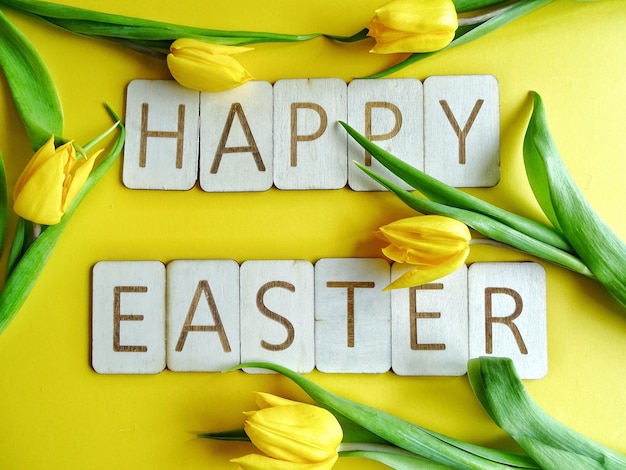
[1,0,625,468]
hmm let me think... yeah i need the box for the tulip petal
[245,404,342,463]
[255,392,301,409]
[171,38,253,56]
[13,136,56,198]
[385,248,468,290]
[63,150,101,211]
[13,144,67,225]
[167,53,252,92]
[372,0,457,32]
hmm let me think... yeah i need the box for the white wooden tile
[391,264,468,376]
[468,262,547,379]
[199,81,273,192]
[314,258,391,373]
[124,80,200,190]
[424,75,499,187]
[166,260,240,372]
[92,261,166,374]
[347,78,423,191]
[240,260,315,373]
[273,79,347,190]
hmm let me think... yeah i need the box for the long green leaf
[229,362,540,469]
[0,108,124,335]
[467,357,626,470]
[0,8,63,150]
[340,121,573,253]
[0,0,319,45]
[365,0,553,79]
[524,93,626,309]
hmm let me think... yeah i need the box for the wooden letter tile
[468,262,547,379]
[314,258,391,373]
[199,81,273,192]
[273,79,347,190]
[92,261,166,374]
[166,260,240,372]
[391,264,469,376]
[124,80,200,190]
[240,260,315,373]
[347,78,424,191]
[424,75,500,187]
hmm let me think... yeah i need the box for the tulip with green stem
[338,91,625,310]
[328,0,554,78]
[0,8,125,334]
[203,359,625,469]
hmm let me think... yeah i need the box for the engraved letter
[325,281,375,348]
[211,102,265,173]
[485,287,528,354]
[364,101,402,166]
[256,281,296,351]
[439,99,484,165]
[409,284,446,351]
[113,286,148,352]
[290,102,328,167]
[175,280,232,353]
[140,103,186,168]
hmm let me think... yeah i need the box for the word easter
[92,259,547,379]
[123,75,500,192]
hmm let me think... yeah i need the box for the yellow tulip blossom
[231,392,342,470]
[366,0,458,54]
[13,136,101,226]
[378,215,471,289]
[167,38,253,92]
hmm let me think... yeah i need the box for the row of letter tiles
[123,76,500,192]
[92,259,546,378]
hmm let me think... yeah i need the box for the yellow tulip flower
[167,38,253,92]
[366,0,458,54]
[378,215,470,289]
[231,392,342,470]
[13,136,101,226]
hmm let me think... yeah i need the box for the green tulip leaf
[229,362,540,469]
[524,93,626,309]
[0,0,319,46]
[0,106,124,335]
[366,0,553,79]
[467,357,626,469]
[340,121,572,253]
[0,8,63,150]
[356,162,593,278]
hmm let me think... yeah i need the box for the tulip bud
[378,215,470,289]
[167,38,253,92]
[231,393,342,469]
[13,136,101,225]
[366,0,458,54]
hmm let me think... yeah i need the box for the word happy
[122,75,500,191]
[91,259,547,379]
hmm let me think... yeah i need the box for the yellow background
[1,0,625,468]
